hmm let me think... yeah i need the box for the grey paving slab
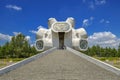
[0,50,119,80]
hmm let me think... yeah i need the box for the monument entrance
[58,32,65,49]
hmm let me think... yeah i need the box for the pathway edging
[67,47,120,76]
[0,47,56,76]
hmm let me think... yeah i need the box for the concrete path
[0,50,119,80]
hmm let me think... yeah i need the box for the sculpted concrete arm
[72,28,88,51]
[35,28,53,51]
[76,28,88,38]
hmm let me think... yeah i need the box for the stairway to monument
[0,50,119,80]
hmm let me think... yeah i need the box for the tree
[82,45,119,57]
[117,43,120,57]
[96,45,101,57]
[0,33,37,59]
[111,48,117,57]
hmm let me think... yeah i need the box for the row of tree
[0,33,37,59]
[83,44,120,57]
[1,33,120,58]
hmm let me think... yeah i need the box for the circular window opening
[36,40,44,50]
[79,40,88,49]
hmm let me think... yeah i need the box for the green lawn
[94,57,120,69]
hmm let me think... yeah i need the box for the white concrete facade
[35,17,88,51]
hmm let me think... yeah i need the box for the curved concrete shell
[35,17,88,51]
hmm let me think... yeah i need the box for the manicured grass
[94,57,120,69]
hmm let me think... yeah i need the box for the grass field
[0,58,25,68]
[94,57,120,69]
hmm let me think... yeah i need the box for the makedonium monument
[35,17,88,51]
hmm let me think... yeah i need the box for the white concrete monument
[35,17,88,51]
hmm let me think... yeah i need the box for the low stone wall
[0,47,56,76]
[67,47,120,76]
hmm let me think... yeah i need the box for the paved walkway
[0,50,119,80]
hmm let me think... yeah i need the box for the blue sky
[0,0,120,48]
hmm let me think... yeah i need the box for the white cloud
[100,19,110,24]
[89,1,95,9]
[25,36,31,41]
[90,16,94,20]
[0,33,12,41]
[83,19,89,27]
[13,32,21,36]
[13,32,31,41]
[106,20,110,24]
[6,5,22,11]
[83,0,106,9]
[82,16,94,27]
[29,30,37,34]
[0,32,32,46]
[95,0,106,5]
[37,25,47,30]
[88,31,120,48]
[30,25,46,34]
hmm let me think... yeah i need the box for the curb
[0,47,56,76]
[67,47,120,76]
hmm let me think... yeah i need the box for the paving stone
[0,50,119,80]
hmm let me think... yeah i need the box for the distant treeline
[1,33,120,59]
[83,45,120,57]
[0,33,37,59]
